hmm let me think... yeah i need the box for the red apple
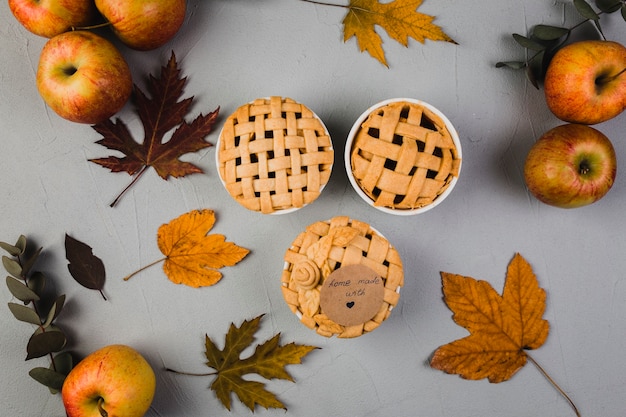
[544,40,626,125]
[8,0,97,38]
[62,344,156,417]
[524,124,617,208]
[94,0,187,50]
[36,30,132,124]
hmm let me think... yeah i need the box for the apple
[36,30,133,124]
[524,123,617,208]
[8,0,97,38]
[62,344,156,417]
[544,40,626,125]
[94,0,187,50]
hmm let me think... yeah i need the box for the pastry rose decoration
[292,259,321,290]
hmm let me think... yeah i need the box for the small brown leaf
[65,234,107,300]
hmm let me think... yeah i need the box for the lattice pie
[349,100,461,210]
[281,216,403,338]
[218,97,334,214]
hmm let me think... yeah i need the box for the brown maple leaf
[90,52,220,207]
[123,209,250,288]
[303,0,456,67]
[166,315,319,411]
[431,253,580,416]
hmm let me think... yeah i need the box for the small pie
[349,100,461,210]
[217,96,334,214]
[281,216,404,338]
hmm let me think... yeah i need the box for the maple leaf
[303,0,456,67]
[123,209,250,287]
[166,315,319,412]
[90,51,220,207]
[430,253,549,382]
[430,253,581,416]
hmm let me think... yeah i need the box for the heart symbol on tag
[346,301,355,309]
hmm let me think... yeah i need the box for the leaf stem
[526,353,580,417]
[164,367,217,377]
[122,257,167,281]
[300,0,346,7]
[109,166,149,208]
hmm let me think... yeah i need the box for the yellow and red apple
[8,0,97,38]
[62,344,156,417]
[36,30,132,124]
[524,123,617,208]
[94,0,187,50]
[544,40,626,125]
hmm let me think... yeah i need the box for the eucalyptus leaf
[512,33,547,51]
[532,25,570,41]
[29,367,66,392]
[525,65,540,89]
[27,271,46,296]
[21,247,42,277]
[0,241,22,257]
[52,351,73,376]
[6,276,40,303]
[595,0,622,13]
[14,235,27,254]
[8,302,41,325]
[42,294,66,328]
[621,5,626,21]
[26,331,66,360]
[574,0,600,20]
[2,256,23,279]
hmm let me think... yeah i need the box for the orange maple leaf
[430,253,549,383]
[123,209,250,287]
[341,0,456,67]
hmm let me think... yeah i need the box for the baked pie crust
[349,100,461,210]
[218,96,334,214]
[281,216,404,338]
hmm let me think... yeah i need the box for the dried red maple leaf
[90,52,220,207]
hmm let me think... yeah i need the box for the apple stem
[526,353,580,417]
[97,397,108,417]
[597,67,626,85]
[122,257,167,281]
[164,367,217,377]
[71,21,113,31]
[109,166,149,207]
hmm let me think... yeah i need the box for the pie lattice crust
[350,101,461,210]
[281,216,404,338]
[218,96,334,214]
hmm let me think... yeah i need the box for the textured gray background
[1,1,625,416]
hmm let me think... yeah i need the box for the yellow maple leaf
[341,0,457,66]
[124,209,250,287]
[430,253,549,382]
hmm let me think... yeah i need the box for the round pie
[281,216,404,338]
[347,99,461,213]
[217,96,334,214]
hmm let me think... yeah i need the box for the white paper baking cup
[344,98,462,216]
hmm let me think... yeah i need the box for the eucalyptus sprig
[2,235,73,393]
[496,0,626,88]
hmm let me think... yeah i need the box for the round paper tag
[319,264,384,327]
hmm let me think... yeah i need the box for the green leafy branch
[2,236,73,393]
[496,0,626,88]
